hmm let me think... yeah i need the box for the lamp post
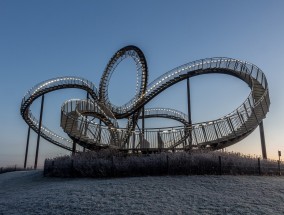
[278,150,281,176]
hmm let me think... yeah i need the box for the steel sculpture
[21,45,270,167]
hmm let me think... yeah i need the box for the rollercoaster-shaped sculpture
[21,45,270,153]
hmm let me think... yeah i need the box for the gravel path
[0,171,284,215]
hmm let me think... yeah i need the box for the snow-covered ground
[0,171,283,215]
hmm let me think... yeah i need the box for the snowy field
[0,171,283,215]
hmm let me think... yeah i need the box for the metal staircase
[21,46,270,152]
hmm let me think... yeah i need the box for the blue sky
[1,0,284,167]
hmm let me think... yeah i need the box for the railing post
[227,118,237,137]
[201,126,208,142]
[192,127,198,144]
[237,110,248,132]
[132,132,136,153]
[24,127,31,169]
[167,154,169,175]
[216,122,222,137]
[243,103,250,119]
[34,95,44,169]
[213,122,219,139]
[248,99,260,124]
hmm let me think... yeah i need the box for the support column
[81,92,90,152]
[132,115,136,153]
[34,95,45,169]
[24,127,31,169]
[72,140,76,156]
[142,106,145,134]
[259,121,267,159]
[98,119,102,144]
[82,92,90,153]
[142,106,145,148]
[187,78,192,147]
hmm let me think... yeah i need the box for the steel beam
[34,95,44,169]
[259,120,267,159]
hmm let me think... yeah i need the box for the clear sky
[1,0,284,167]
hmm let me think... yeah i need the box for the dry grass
[44,150,282,178]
